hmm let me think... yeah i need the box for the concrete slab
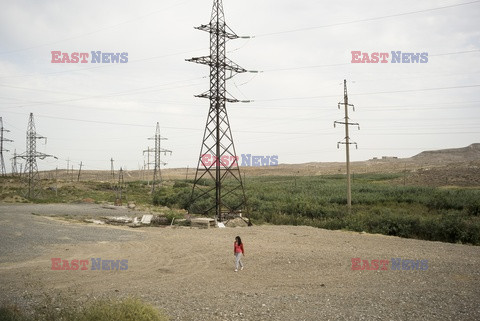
[191,218,215,229]
[141,214,154,225]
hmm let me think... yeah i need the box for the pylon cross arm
[195,24,239,39]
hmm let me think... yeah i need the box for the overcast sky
[0,0,479,172]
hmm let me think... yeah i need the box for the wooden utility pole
[110,158,115,180]
[55,167,58,197]
[77,162,83,182]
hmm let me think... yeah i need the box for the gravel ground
[0,204,479,320]
[0,204,144,263]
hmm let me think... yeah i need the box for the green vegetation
[251,174,480,244]
[1,174,479,245]
[0,298,168,321]
[0,178,153,205]
[0,297,168,321]
[151,174,480,245]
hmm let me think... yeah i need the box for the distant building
[371,156,398,161]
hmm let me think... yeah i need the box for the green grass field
[242,174,480,245]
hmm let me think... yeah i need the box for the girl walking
[234,236,244,272]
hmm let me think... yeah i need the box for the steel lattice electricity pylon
[0,117,13,176]
[15,113,57,198]
[147,122,171,193]
[334,80,360,209]
[187,0,249,223]
[11,149,19,176]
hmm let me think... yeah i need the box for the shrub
[0,298,169,321]
[466,200,480,216]
[153,187,190,209]
[0,306,25,321]
[81,297,168,321]
[173,181,188,188]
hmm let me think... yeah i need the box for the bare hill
[36,144,480,186]
[411,143,480,163]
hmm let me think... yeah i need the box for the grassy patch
[0,297,168,321]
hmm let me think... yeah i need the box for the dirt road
[0,204,479,320]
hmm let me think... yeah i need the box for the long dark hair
[235,236,242,245]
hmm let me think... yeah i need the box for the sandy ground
[0,204,479,320]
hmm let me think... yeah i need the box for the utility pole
[147,122,172,193]
[77,161,83,182]
[55,166,58,197]
[143,147,151,172]
[187,0,251,223]
[66,158,70,175]
[0,117,13,176]
[110,158,115,180]
[115,167,124,206]
[15,113,57,198]
[334,80,360,210]
[143,147,151,186]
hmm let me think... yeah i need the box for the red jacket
[234,242,244,255]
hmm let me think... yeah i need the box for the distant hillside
[411,143,480,163]
[36,144,479,182]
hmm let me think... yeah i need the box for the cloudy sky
[0,0,479,172]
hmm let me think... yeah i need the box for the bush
[0,306,25,321]
[81,298,168,321]
[466,200,480,216]
[173,181,188,188]
[153,187,190,209]
[0,298,169,321]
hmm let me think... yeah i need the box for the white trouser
[235,252,244,270]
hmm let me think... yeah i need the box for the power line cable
[251,0,480,38]
[258,50,480,73]
[0,0,195,55]
[255,84,480,102]
[0,77,206,110]
[0,48,207,80]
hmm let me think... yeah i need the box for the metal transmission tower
[11,149,19,176]
[0,117,13,176]
[334,80,360,209]
[16,113,57,198]
[142,147,151,186]
[187,0,250,222]
[147,122,171,193]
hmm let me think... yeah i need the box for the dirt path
[0,204,479,320]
